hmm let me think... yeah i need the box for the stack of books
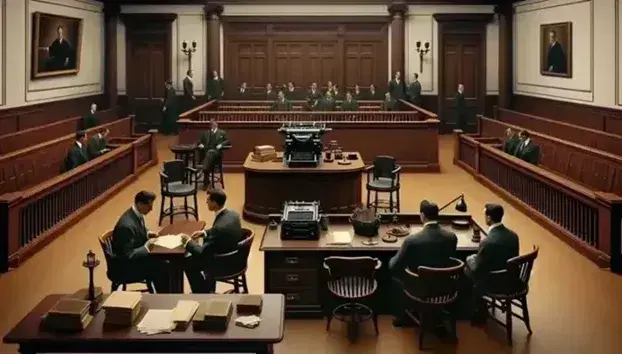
[41,298,93,332]
[192,300,233,331]
[251,145,277,162]
[236,295,263,315]
[172,300,200,330]
[101,291,143,326]
[69,287,104,302]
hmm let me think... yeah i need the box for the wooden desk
[260,213,485,318]
[153,220,206,293]
[243,152,364,222]
[3,294,284,354]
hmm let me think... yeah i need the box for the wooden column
[497,4,514,109]
[388,2,407,78]
[104,3,120,110]
[204,4,223,77]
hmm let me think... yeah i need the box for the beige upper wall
[514,0,622,109]
[0,0,104,109]
[117,3,500,95]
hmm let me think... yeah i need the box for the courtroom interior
[0,0,621,353]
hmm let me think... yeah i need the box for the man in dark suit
[160,80,178,135]
[207,69,224,99]
[285,82,300,100]
[264,83,277,101]
[513,130,540,165]
[316,91,336,111]
[111,191,170,293]
[352,84,364,101]
[389,71,406,100]
[546,30,567,74]
[408,73,422,107]
[87,128,110,159]
[502,128,520,155]
[183,69,195,111]
[367,84,382,100]
[340,91,359,111]
[46,25,73,71]
[62,130,89,172]
[237,82,250,99]
[198,119,229,188]
[389,200,458,326]
[307,82,322,109]
[381,92,397,111]
[466,204,519,322]
[455,84,467,131]
[180,189,243,293]
[82,103,98,130]
[271,90,293,111]
[325,81,335,96]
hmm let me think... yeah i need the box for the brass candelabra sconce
[181,40,197,70]
[415,41,430,73]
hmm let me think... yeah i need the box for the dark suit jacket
[237,88,250,99]
[367,90,382,100]
[199,128,229,151]
[307,90,323,107]
[285,89,301,100]
[353,90,365,101]
[186,209,243,259]
[111,208,149,261]
[265,90,277,101]
[271,99,293,111]
[316,98,336,111]
[87,135,108,159]
[514,140,540,165]
[389,223,458,276]
[408,81,422,106]
[502,136,520,155]
[381,99,397,111]
[208,78,224,99]
[164,87,176,109]
[62,142,89,172]
[546,42,567,74]
[466,224,519,280]
[82,112,97,130]
[340,99,359,111]
[389,79,406,99]
[183,77,194,98]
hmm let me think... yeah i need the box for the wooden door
[440,34,485,133]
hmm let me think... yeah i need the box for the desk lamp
[82,250,100,315]
[439,194,467,213]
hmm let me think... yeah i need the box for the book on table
[101,291,143,326]
[192,300,233,331]
[236,295,263,314]
[41,298,93,332]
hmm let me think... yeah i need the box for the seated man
[285,81,300,100]
[502,128,519,155]
[181,189,243,293]
[271,90,292,111]
[340,91,359,111]
[367,84,382,100]
[388,200,458,326]
[513,130,540,165]
[110,191,170,293]
[198,118,229,188]
[466,204,519,322]
[87,128,111,159]
[82,103,98,130]
[316,91,336,111]
[264,83,276,101]
[381,92,397,111]
[307,82,322,109]
[62,130,89,172]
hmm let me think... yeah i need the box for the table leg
[169,259,185,293]
[256,344,274,354]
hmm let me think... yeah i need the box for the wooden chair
[98,231,154,293]
[480,245,539,345]
[196,145,231,190]
[323,256,381,342]
[403,258,465,350]
[159,160,199,226]
[208,228,254,294]
[365,155,401,213]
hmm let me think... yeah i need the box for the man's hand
[147,231,159,239]
[180,234,190,245]
[198,144,204,149]
[192,96,196,100]
[145,238,157,251]
[162,107,167,112]
[216,144,222,149]
[191,230,204,239]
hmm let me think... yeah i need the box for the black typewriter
[280,201,321,240]
[278,122,332,168]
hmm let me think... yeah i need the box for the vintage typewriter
[280,201,321,240]
[278,122,332,168]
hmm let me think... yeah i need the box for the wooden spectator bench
[494,107,622,157]
[0,107,120,155]
[477,116,622,197]
[0,132,157,272]
[453,131,622,270]
[0,116,134,195]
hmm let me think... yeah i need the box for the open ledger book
[153,234,185,249]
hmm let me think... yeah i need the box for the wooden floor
[1,134,621,354]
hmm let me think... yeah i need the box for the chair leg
[241,273,249,293]
[396,188,401,212]
[220,167,225,189]
[418,310,426,350]
[184,196,189,219]
[366,188,371,208]
[504,299,513,345]
[122,283,127,291]
[193,193,199,220]
[374,191,378,213]
[146,281,155,294]
[111,283,118,292]
[520,296,533,334]
[158,195,165,226]
[233,278,240,293]
[169,196,174,224]
[389,190,394,212]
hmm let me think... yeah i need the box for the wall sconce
[415,41,430,73]
[181,40,197,71]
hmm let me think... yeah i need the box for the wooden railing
[178,100,217,121]
[215,100,383,112]
[495,107,622,157]
[197,111,421,122]
[0,116,134,195]
[0,133,157,272]
[454,131,622,269]
[0,107,120,155]
[477,116,622,197]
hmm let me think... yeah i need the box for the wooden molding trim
[120,13,177,24]
[221,16,390,24]
[433,13,494,23]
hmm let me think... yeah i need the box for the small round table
[170,144,198,167]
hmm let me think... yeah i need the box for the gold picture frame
[31,12,83,79]
[540,21,572,78]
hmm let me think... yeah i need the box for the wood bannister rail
[494,107,622,157]
[197,111,421,122]
[454,131,622,270]
[178,100,217,121]
[0,133,157,273]
[398,99,439,120]
[0,107,120,155]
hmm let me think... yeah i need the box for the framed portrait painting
[31,12,83,79]
[540,22,572,78]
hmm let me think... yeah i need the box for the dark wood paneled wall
[512,95,622,136]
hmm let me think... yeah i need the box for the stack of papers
[172,300,200,330]
[154,234,184,249]
[327,231,353,245]
[137,309,176,335]
[235,315,261,329]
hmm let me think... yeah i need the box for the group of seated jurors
[500,128,540,165]
[61,127,111,172]
[110,189,242,294]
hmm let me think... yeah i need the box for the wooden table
[3,294,284,354]
[260,213,485,319]
[153,220,206,293]
[243,152,364,222]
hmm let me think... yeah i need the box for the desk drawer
[273,287,319,307]
[266,253,318,269]
[269,269,318,288]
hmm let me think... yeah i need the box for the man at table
[388,200,458,326]
[198,119,229,188]
[181,189,243,293]
[86,128,110,159]
[465,204,519,323]
[111,191,170,293]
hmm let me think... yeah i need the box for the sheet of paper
[137,309,176,335]
[154,234,183,249]
[327,231,352,245]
